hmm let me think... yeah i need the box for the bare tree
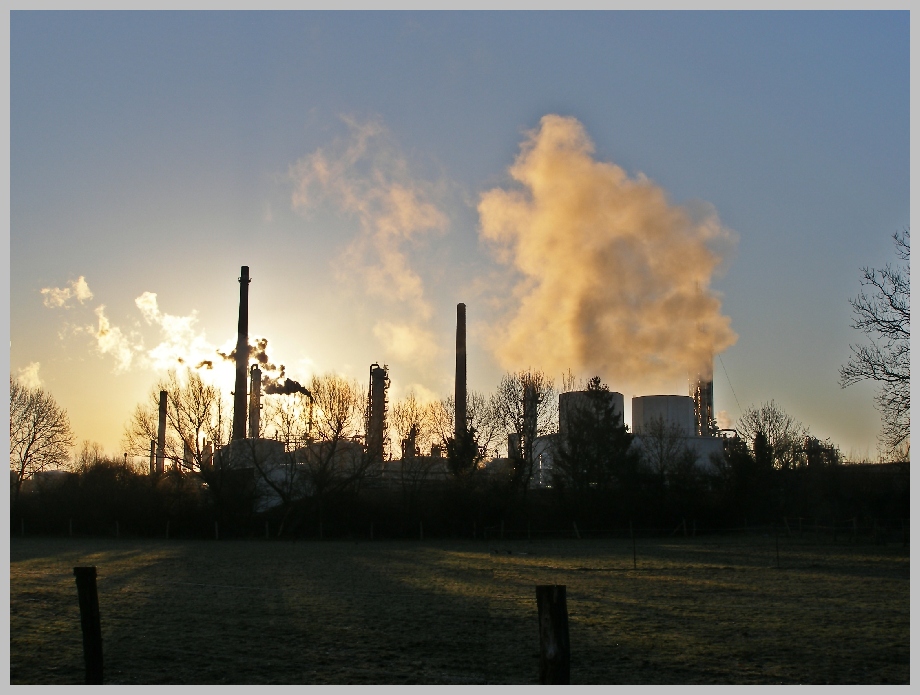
[10,376,75,503]
[840,228,910,459]
[735,400,809,470]
[430,391,504,461]
[122,368,230,475]
[492,369,558,491]
[296,373,370,499]
[637,415,696,482]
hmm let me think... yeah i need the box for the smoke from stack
[478,115,737,390]
[263,377,310,396]
[232,266,250,441]
[455,303,467,441]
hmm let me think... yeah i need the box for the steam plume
[479,115,737,388]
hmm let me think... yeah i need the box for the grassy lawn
[9,534,909,684]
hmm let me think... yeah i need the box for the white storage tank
[632,395,696,437]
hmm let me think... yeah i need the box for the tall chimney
[455,303,467,442]
[232,266,251,441]
[156,390,167,474]
[691,356,715,437]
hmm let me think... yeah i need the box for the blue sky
[10,11,910,460]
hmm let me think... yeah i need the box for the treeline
[12,452,908,540]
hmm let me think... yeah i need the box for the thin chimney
[232,266,251,441]
[156,390,167,474]
[455,303,467,441]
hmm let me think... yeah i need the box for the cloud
[134,292,222,373]
[288,116,447,327]
[90,305,141,372]
[17,362,42,388]
[478,114,737,390]
[41,276,94,308]
[372,320,439,363]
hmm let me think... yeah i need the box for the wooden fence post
[73,567,103,685]
[536,585,570,684]
[630,520,636,570]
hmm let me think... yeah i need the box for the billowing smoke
[217,336,281,373]
[478,115,737,389]
[264,377,310,396]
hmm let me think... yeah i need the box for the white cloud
[91,305,141,372]
[17,362,42,388]
[41,276,94,308]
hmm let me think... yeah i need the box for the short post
[20,518,24,537]
[165,520,170,539]
[572,521,580,540]
[630,519,637,570]
[536,585,570,684]
[214,521,219,541]
[774,525,780,569]
[69,518,73,537]
[73,567,103,684]
[419,521,424,541]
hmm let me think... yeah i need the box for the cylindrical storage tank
[631,395,696,436]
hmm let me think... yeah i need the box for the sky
[9,11,910,463]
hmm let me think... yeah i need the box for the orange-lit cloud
[288,117,447,364]
[478,114,737,390]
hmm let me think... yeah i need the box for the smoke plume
[478,115,737,388]
[264,377,310,396]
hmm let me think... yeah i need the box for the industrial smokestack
[248,364,262,439]
[149,439,155,475]
[691,357,715,437]
[455,303,467,441]
[156,390,167,474]
[367,363,389,461]
[232,266,251,441]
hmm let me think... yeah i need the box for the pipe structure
[248,364,262,439]
[455,303,467,441]
[232,266,251,441]
[156,390,167,474]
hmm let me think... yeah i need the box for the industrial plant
[141,266,736,507]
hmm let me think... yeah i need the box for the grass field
[9,534,909,684]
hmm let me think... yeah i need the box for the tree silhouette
[840,228,910,459]
[9,376,75,504]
